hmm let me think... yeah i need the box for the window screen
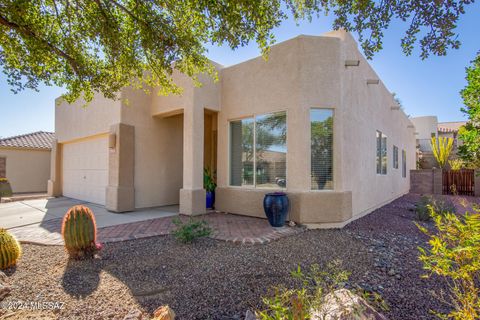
[393,145,399,169]
[376,131,387,175]
[311,109,333,190]
[382,134,387,174]
[402,149,406,178]
[230,118,254,186]
[376,131,382,174]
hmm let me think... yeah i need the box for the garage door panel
[62,137,108,205]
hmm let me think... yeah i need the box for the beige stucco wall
[0,148,51,193]
[217,35,342,192]
[53,30,416,224]
[215,30,416,223]
[120,87,184,209]
[150,62,222,117]
[339,32,416,219]
[411,116,438,140]
[55,93,122,143]
[54,86,184,210]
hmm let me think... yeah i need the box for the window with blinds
[393,145,399,169]
[229,111,287,188]
[402,149,406,178]
[311,109,333,190]
[376,131,387,175]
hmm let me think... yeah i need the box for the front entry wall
[215,187,353,225]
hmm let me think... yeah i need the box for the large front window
[230,111,287,188]
[311,109,333,190]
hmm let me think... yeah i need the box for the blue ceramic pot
[206,191,215,209]
[263,192,289,227]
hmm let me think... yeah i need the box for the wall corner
[106,123,135,212]
[47,140,62,197]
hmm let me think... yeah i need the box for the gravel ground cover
[2,193,473,320]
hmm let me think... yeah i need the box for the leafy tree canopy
[0,0,475,103]
[458,52,480,168]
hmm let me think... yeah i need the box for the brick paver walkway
[9,212,303,246]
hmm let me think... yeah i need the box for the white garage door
[62,137,108,205]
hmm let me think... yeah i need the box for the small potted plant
[204,168,216,209]
[263,192,289,227]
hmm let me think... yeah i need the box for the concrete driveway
[0,197,179,229]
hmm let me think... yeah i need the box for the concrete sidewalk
[0,197,178,229]
[1,197,303,246]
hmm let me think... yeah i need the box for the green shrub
[256,260,387,319]
[416,196,433,221]
[417,206,480,319]
[172,217,212,243]
[0,178,12,198]
[415,196,456,221]
[257,261,348,320]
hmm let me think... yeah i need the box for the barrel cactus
[0,228,21,269]
[61,205,99,258]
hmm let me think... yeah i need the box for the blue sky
[1,3,479,138]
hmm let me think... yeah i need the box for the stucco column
[47,139,62,196]
[286,107,310,191]
[106,123,135,212]
[433,168,443,195]
[180,106,206,215]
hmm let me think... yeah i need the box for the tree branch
[0,13,81,76]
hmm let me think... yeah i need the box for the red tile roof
[0,131,55,150]
[437,121,466,133]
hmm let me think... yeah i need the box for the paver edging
[11,212,305,246]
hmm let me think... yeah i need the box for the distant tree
[458,52,480,169]
[0,1,475,103]
[392,92,402,107]
[391,92,408,114]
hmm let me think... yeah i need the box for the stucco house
[48,30,416,227]
[0,131,54,193]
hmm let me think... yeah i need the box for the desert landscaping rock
[313,288,388,320]
[123,309,143,320]
[0,271,11,301]
[0,194,465,319]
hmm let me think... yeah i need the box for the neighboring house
[410,116,466,168]
[0,131,54,193]
[48,30,416,227]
